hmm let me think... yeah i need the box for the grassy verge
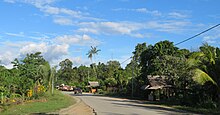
[0,90,76,115]
[173,105,220,114]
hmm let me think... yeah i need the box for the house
[87,81,99,93]
[141,75,173,101]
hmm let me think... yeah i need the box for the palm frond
[193,68,217,86]
[189,52,205,59]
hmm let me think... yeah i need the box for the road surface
[74,93,194,115]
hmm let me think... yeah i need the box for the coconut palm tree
[86,46,101,78]
[189,44,218,85]
[188,43,220,102]
[87,46,101,62]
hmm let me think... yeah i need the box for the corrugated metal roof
[88,81,99,87]
[141,75,172,90]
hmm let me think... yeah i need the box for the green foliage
[1,91,76,115]
[86,46,101,78]
[86,46,101,61]
[193,68,217,85]
[57,59,73,85]
[105,77,117,87]
[0,52,57,107]
[1,40,220,110]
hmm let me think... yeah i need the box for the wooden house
[141,75,173,101]
[87,81,99,93]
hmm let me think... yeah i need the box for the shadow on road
[101,98,193,114]
[112,102,190,114]
[69,93,195,114]
[72,93,102,97]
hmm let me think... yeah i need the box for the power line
[119,56,134,98]
[120,24,220,64]
[120,56,132,65]
[175,24,220,46]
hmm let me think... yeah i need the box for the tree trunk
[22,93,25,102]
[218,89,220,104]
[1,92,3,104]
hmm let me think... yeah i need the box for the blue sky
[0,0,220,68]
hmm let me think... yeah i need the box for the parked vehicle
[58,84,74,91]
[73,88,82,94]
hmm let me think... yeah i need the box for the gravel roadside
[49,94,94,115]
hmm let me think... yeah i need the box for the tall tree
[58,59,73,84]
[87,46,101,63]
[86,46,101,78]
[11,52,47,100]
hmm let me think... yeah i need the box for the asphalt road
[75,93,193,115]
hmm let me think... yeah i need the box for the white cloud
[1,32,101,67]
[0,44,19,68]
[113,8,191,19]
[70,57,90,66]
[203,33,220,44]
[59,8,82,18]
[77,20,191,38]
[135,8,161,16]
[56,35,80,44]
[55,34,101,46]
[130,33,150,38]
[19,43,48,55]
[0,40,71,68]
[145,20,191,33]
[168,12,188,18]
[82,34,91,40]
[0,51,16,65]
[5,32,25,37]
[39,5,82,18]
[44,44,69,61]
[41,5,60,14]
[76,28,99,34]
[78,21,144,38]
[113,8,161,16]
[2,41,33,49]
[39,5,102,23]
[135,8,148,13]
[4,32,52,41]
[53,17,73,25]
[71,57,82,65]
[19,42,69,61]
[4,0,100,26]
[4,0,56,6]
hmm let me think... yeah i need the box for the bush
[198,99,217,109]
[97,89,104,94]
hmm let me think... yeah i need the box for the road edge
[48,93,95,115]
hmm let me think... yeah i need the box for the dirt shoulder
[49,94,94,115]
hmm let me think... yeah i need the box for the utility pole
[88,70,90,85]
[132,58,134,98]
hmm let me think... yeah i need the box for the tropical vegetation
[0,40,219,113]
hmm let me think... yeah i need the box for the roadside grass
[142,100,220,114]
[173,105,220,114]
[140,100,220,114]
[0,90,76,115]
